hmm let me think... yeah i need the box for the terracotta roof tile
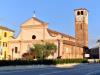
[47,28,75,39]
[0,26,15,32]
[63,40,83,47]
[74,8,88,11]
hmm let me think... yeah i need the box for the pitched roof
[32,17,46,24]
[63,40,83,47]
[74,8,88,11]
[21,17,48,27]
[47,28,75,39]
[0,26,15,32]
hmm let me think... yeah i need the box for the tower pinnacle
[33,11,36,17]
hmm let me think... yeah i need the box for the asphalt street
[0,64,100,75]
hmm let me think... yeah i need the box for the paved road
[0,64,100,75]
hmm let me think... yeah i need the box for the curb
[55,63,80,68]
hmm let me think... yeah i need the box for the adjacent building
[89,39,100,59]
[0,26,14,60]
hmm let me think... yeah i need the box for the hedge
[0,59,88,66]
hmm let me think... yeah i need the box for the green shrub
[0,59,88,66]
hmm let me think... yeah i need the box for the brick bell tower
[75,8,88,47]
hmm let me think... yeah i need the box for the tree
[31,43,57,59]
[45,43,57,51]
[24,43,57,60]
[44,43,57,57]
[31,44,45,59]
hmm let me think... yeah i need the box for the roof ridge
[21,17,48,27]
[47,28,75,39]
[32,17,46,24]
[0,26,14,32]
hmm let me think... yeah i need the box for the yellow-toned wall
[0,29,14,60]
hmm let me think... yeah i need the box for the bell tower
[75,8,88,47]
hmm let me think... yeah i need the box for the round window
[32,35,36,39]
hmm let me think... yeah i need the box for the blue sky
[0,0,99,48]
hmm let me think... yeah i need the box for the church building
[8,8,88,60]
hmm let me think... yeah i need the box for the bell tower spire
[33,10,36,17]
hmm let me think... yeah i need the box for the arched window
[81,11,83,15]
[32,35,36,39]
[15,47,18,53]
[77,11,80,15]
[4,32,7,37]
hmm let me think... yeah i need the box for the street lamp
[12,48,14,60]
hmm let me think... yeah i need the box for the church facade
[8,8,88,60]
